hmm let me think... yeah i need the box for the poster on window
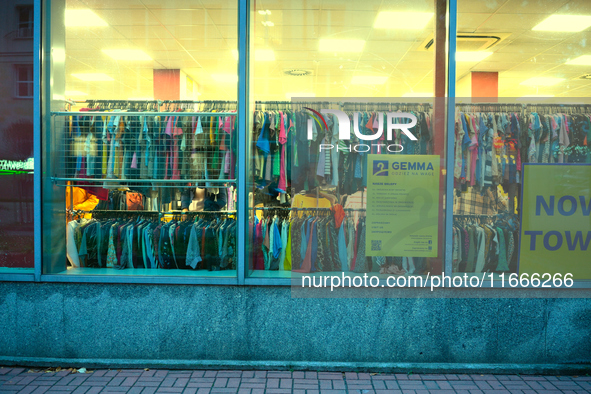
[366,154,440,257]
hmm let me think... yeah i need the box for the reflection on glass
[454,0,591,277]
[47,0,239,276]
[248,0,440,279]
[0,0,34,271]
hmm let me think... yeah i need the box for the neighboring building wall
[0,283,589,372]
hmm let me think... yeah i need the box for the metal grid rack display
[51,100,238,188]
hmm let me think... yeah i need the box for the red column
[471,72,498,102]
[153,69,180,100]
[431,0,447,275]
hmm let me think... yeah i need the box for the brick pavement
[1,368,590,394]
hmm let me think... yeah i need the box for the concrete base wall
[1,283,590,373]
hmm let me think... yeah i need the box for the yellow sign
[519,164,591,279]
[366,154,440,257]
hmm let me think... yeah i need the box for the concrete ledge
[0,356,590,375]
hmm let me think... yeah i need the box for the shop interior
[59,0,591,277]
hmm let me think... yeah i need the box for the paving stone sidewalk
[1,368,590,394]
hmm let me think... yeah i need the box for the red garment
[77,157,109,200]
[332,204,345,228]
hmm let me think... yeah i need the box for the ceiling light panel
[566,55,591,65]
[374,12,433,29]
[65,10,108,27]
[456,51,493,62]
[532,15,591,32]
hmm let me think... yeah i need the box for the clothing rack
[454,214,496,217]
[525,103,591,114]
[71,209,235,220]
[456,103,525,113]
[254,100,432,111]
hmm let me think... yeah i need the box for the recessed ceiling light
[71,73,114,81]
[566,55,591,65]
[102,49,152,61]
[319,39,365,53]
[231,49,275,61]
[285,92,316,99]
[374,11,433,29]
[402,92,433,97]
[520,77,564,86]
[65,90,88,96]
[65,9,107,27]
[456,51,492,62]
[532,15,591,32]
[258,10,271,15]
[351,76,388,85]
[211,74,238,83]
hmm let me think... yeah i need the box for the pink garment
[278,112,287,144]
[224,116,231,133]
[278,112,287,192]
[130,153,138,169]
[224,151,231,174]
[469,126,478,186]
[172,117,182,136]
[165,116,173,136]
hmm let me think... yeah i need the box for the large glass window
[247,0,447,282]
[454,0,591,282]
[44,0,238,277]
[0,0,35,273]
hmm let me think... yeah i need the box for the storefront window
[247,0,446,281]
[0,0,35,272]
[44,0,239,277]
[453,0,591,282]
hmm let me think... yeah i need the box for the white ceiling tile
[496,0,569,14]
[458,0,505,14]
[205,9,239,25]
[554,0,591,14]
[76,0,144,8]
[93,9,161,26]
[477,13,552,31]
[458,13,493,31]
